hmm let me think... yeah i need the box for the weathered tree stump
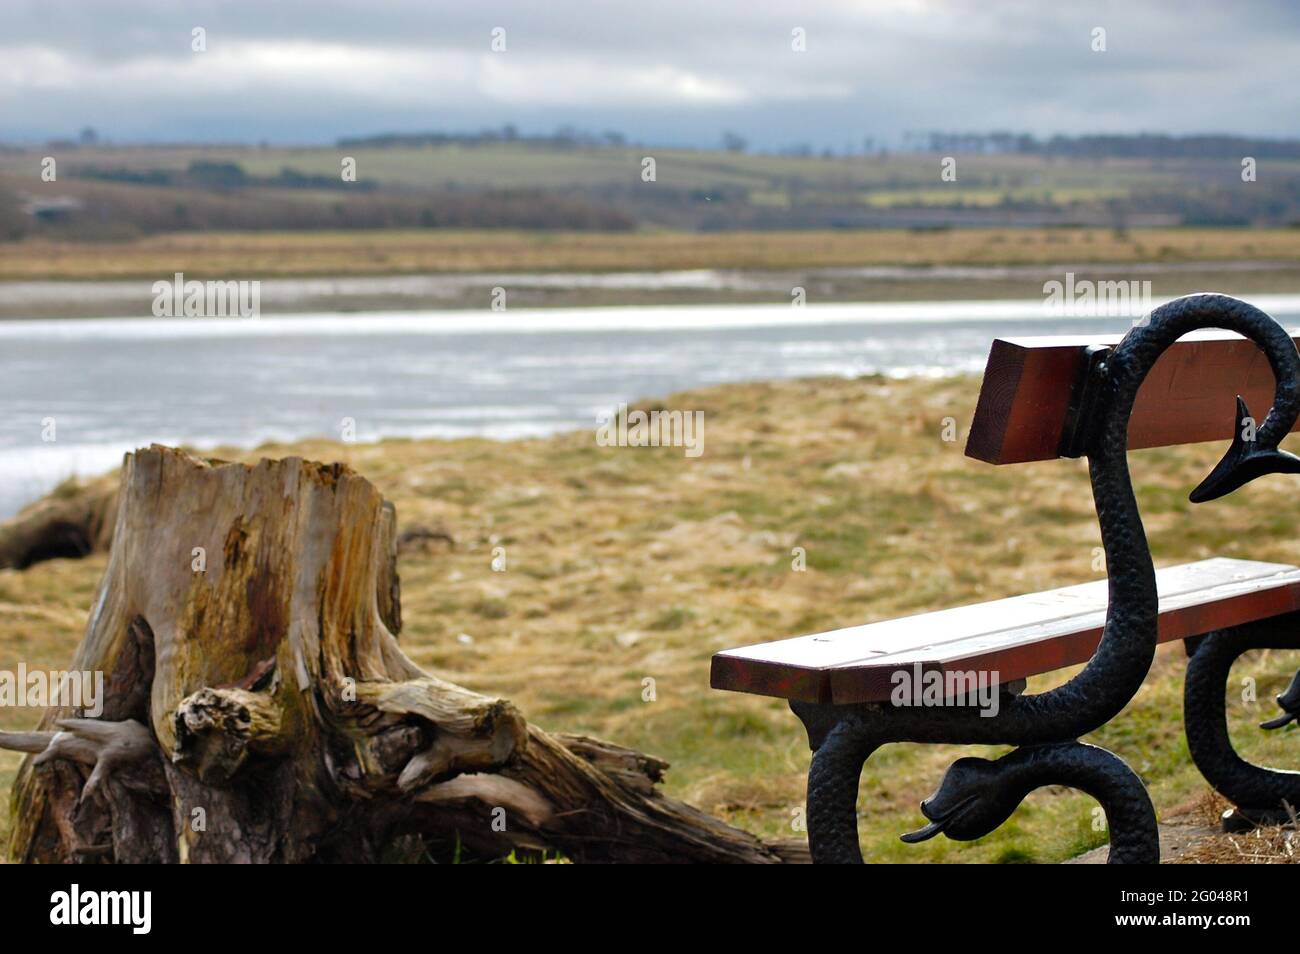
[5,446,799,863]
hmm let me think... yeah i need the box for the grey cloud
[2,0,1299,146]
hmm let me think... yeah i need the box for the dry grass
[1177,827,1300,863]
[1165,791,1300,863]
[4,373,1300,862]
[6,227,1300,281]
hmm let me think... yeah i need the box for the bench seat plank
[710,558,1300,705]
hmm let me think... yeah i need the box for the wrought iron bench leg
[903,742,1158,863]
[1184,613,1300,830]
[804,713,882,864]
[793,702,1159,863]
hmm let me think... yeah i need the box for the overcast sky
[2,0,1298,148]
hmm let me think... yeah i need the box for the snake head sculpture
[900,756,1004,844]
[900,743,1155,861]
[1260,667,1300,730]
[1189,395,1300,503]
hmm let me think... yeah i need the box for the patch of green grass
[472,597,510,620]
[649,607,693,631]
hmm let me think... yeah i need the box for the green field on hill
[4,139,1297,240]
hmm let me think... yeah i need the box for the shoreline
[5,263,1300,320]
[0,297,1244,333]
[7,224,1300,320]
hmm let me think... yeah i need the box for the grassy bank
[4,373,1300,861]
[6,226,1300,281]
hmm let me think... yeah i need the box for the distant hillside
[2,136,1300,239]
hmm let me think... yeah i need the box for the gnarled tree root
[4,446,797,864]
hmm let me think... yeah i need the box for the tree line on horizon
[335,125,1300,160]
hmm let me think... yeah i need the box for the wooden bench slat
[965,331,1300,465]
[709,558,1300,704]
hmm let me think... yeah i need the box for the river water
[5,295,1300,517]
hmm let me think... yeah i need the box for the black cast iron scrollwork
[1185,614,1300,830]
[901,742,1159,864]
[794,293,1300,863]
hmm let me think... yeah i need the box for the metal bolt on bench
[711,293,1300,863]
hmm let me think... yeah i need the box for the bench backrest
[965,330,1300,465]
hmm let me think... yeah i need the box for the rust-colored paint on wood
[964,331,1300,465]
[709,559,1300,704]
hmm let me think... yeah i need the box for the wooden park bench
[711,293,1300,863]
